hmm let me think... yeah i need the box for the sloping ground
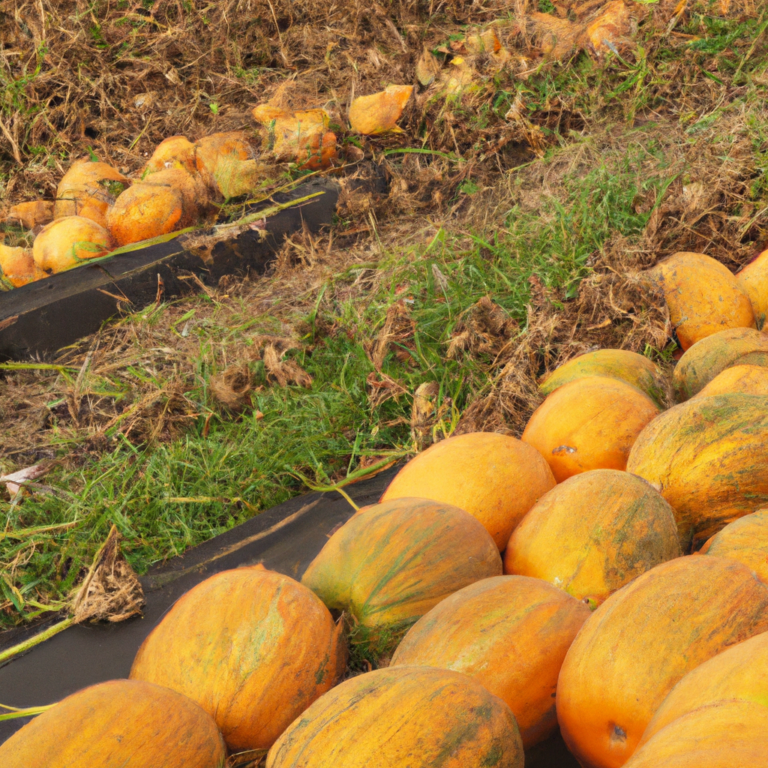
[1,0,767,625]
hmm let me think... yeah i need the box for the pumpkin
[54,159,130,228]
[521,376,660,483]
[625,701,768,768]
[194,131,264,199]
[380,432,556,549]
[130,566,345,752]
[7,200,54,230]
[33,216,111,273]
[266,666,524,768]
[649,251,755,350]
[301,497,501,631]
[390,575,590,747]
[504,469,681,605]
[556,555,768,768]
[693,363,768,398]
[626,393,768,545]
[700,509,768,584]
[253,106,337,169]
[640,629,768,747]
[0,679,226,768]
[539,349,667,407]
[737,248,768,329]
[349,85,413,135]
[0,244,46,287]
[672,327,768,401]
[143,135,197,176]
[107,168,207,247]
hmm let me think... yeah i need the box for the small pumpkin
[522,376,660,483]
[380,432,556,550]
[6,200,54,230]
[737,248,768,330]
[194,131,264,199]
[649,252,755,350]
[556,555,768,768]
[700,509,768,584]
[0,679,226,768]
[266,666,524,768]
[130,566,345,752]
[143,135,198,176]
[349,85,413,135]
[693,363,768,398]
[33,216,111,273]
[253,106,337,169]
[54,159,130,228]
[390,575,590,747]
[301,497,501,631]
[504,469,681,605]
[0,244,46,287]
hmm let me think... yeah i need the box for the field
[1,0,767,627]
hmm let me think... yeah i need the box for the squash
[194,131,264,199]
[521,376,660,483]
[539,349,667,407]
[301,497,502,631]
[266,666,524,768]
[7,200,54,230]
[700,509,768,584]
[556,555,768,768]
[143,135,197,176]
[349,85,413,135]
[693,363,768,398]
[649,252,755,350]
[380,432,556,549]
[737,249,768,330]
[54,159,130,228]
[252,106,337,169]
[640,629,768,747]
[504,469,681,605]
[672,327,768,401]
[33,216,111,273]
[626,393,768,545]
[390,575,590,747]
[0,679,226,768]
[625,701,768,768]
[0,244,46,287]
[130,566,345,752]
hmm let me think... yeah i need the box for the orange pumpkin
[301,498,501,630]
[539,348,667,407]
[700,509,768,584]
[0,244,46,287]
[266,666,524,768]
[649,251,755,350]
[194,131,264,199]
[556,555,768,768]
[0,679,226,768]
[693,363,768,398]
[390,575,590,747]
[505,469,681,605]
[143,135,198,176]
[627,393,768,545]
[521,376,660,483]
[130,566,345,752]
[737,248,768,330]
[7,200,54,230]
[349,85,413,135]
[33,216,111,273]
[673,327,768,401]
[54,159,130,228]
[380,432,555,549]
[253,106,337,169]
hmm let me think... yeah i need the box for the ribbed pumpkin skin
[32,216,111,273]
[539,349,667,407]
[130,567,345,752]
[650,252,755,350]
[266,666,524,768]
[380,433,556,549]
[624,701,768,768]
[504,470,681,604]
[701,509,768,584]
[640,630,768,746]
[672,327,768,401]
[390,575,590,747]
[693,363,768,398]
[54,159,129,228]
[626,394,768,544]
[556,556,768,768]
[0,679,226,768]
[737,249,768,329]
[522,377,660,483]
[301,498,502,629]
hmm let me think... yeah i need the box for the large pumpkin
[390,575,590,747]
[54,159,130,228]
[266,666,524,768]
[700,509,768,584]
[195,131,264,199]
[33,216,111,273]
[672,327,768,401]
[143,135,197,176]
[624,700,768,768]
[0,244,45,287]
[737,248,768,329]
[521,377,660,482]
[301,498,501,630]
[640,629,768,746]
[693,363,768,398]
[380,432,555,549]
[130,566,345,752]
[0,679,226,768]
[504,470,681,605]
[539,349,667,407]
[649,251,755,350]
[556,556,768,768]
[626,393,768,545]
